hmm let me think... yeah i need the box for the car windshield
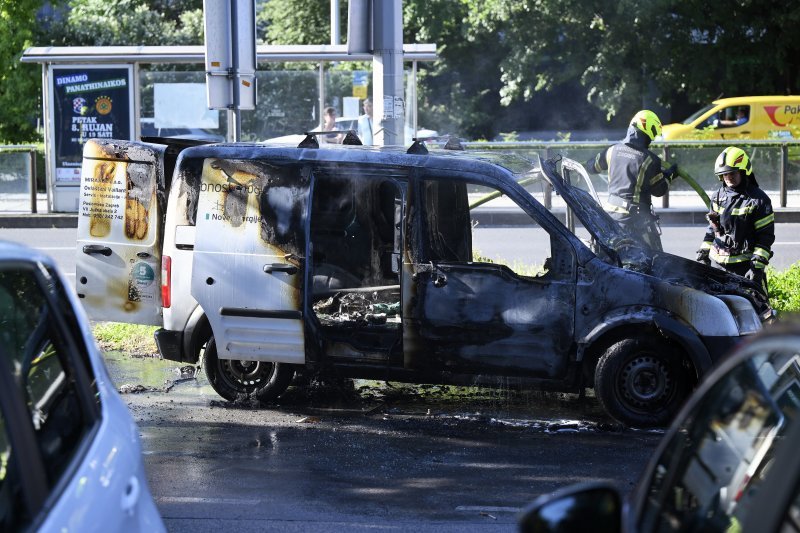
[448,150,644,265]
[682,104,716,125]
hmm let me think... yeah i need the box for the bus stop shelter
[21,44,437,212]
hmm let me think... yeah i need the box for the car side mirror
[519,483,622,533]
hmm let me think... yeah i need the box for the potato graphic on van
[88,160,116,238]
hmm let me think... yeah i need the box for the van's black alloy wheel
[204,337,294,402]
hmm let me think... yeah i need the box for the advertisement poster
[51,65,133,184]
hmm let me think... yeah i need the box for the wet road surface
[107,354,663,531]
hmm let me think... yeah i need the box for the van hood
[539,156,771,318]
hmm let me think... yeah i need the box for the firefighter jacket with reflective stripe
[700,179,775,267]
[586,126,671,213]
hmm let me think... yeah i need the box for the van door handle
[740,131,751,134]
[82,244,112,256]
[264,263,298,275]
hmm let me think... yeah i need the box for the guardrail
[465,139,800,209]
[0,145,38,213]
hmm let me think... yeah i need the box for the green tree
[44,0,204,46]
[258,0,335,45]
[462,0,800,122]
[0,0,43,143]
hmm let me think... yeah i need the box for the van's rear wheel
[594,335,689,428]
[204,337,294,402]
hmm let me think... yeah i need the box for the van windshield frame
[682,104,716,125]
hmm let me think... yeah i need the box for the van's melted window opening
[310,171,403,329]
[460,182,553,277]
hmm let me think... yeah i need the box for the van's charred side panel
[189,158,309,363]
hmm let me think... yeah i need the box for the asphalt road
[112,360,662,531]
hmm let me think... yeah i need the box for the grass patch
[768,262,800,316]
[92,322,159,357]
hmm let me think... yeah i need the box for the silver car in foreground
[0,242,163,532]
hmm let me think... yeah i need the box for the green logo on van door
[132,262,155,287]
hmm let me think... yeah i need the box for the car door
[191,158,309,363]
[0,260,162,532]
[76,139,165,325]
[403,175,577,378]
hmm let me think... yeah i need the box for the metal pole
[230,0,241,142]
[30,149,37,214]
[781,143,788,208]
[543,147,552,210]
[372,0,403,146]
[318,63,325,129]
[412,60,418,137]
[330,0,340,45]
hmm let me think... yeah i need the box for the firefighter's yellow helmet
[631,110,662,141]
[715,146,752,178]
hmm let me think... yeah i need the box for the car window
[419,177,572,281]
[43,265,101,406]
[0,267,97,486]
[638,347,800,532]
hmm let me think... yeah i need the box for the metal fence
[0,145,38,213]
[466,140,800,209]
[2,139,799,214]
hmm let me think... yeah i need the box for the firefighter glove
[662,164,678,182]
[696,248,711,266]
[745,261,766,285]
[706,211,721,234]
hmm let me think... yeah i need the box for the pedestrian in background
[319,106,343,144]
[586,109,678,250]
[357,97,374,145]
[697,146,774,295]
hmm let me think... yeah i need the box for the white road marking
[157,496,261,506]
[456,506,521,513]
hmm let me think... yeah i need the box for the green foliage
[5,0,800,143]
[767,262,800,315]
[0,0,43,143]
[1,0,205,145]
[44,0,203,46]
[258,0,339,45]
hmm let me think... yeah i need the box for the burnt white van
[76,137,771,427]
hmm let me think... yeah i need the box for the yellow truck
[662,96,800,140]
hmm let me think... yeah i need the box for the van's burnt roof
[176,142,539,183]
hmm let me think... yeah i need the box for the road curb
[0,214,78,228]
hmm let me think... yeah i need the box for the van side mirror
[519,483,622,533]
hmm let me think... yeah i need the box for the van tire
[204,337,294,402]
[594,335,688,428]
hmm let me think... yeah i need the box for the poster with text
[51,66,133,184]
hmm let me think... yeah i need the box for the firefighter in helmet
[696,146,774,294]
[586,110,678,251]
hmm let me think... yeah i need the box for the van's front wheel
[204,337,294,402]
[594,335,689,428]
